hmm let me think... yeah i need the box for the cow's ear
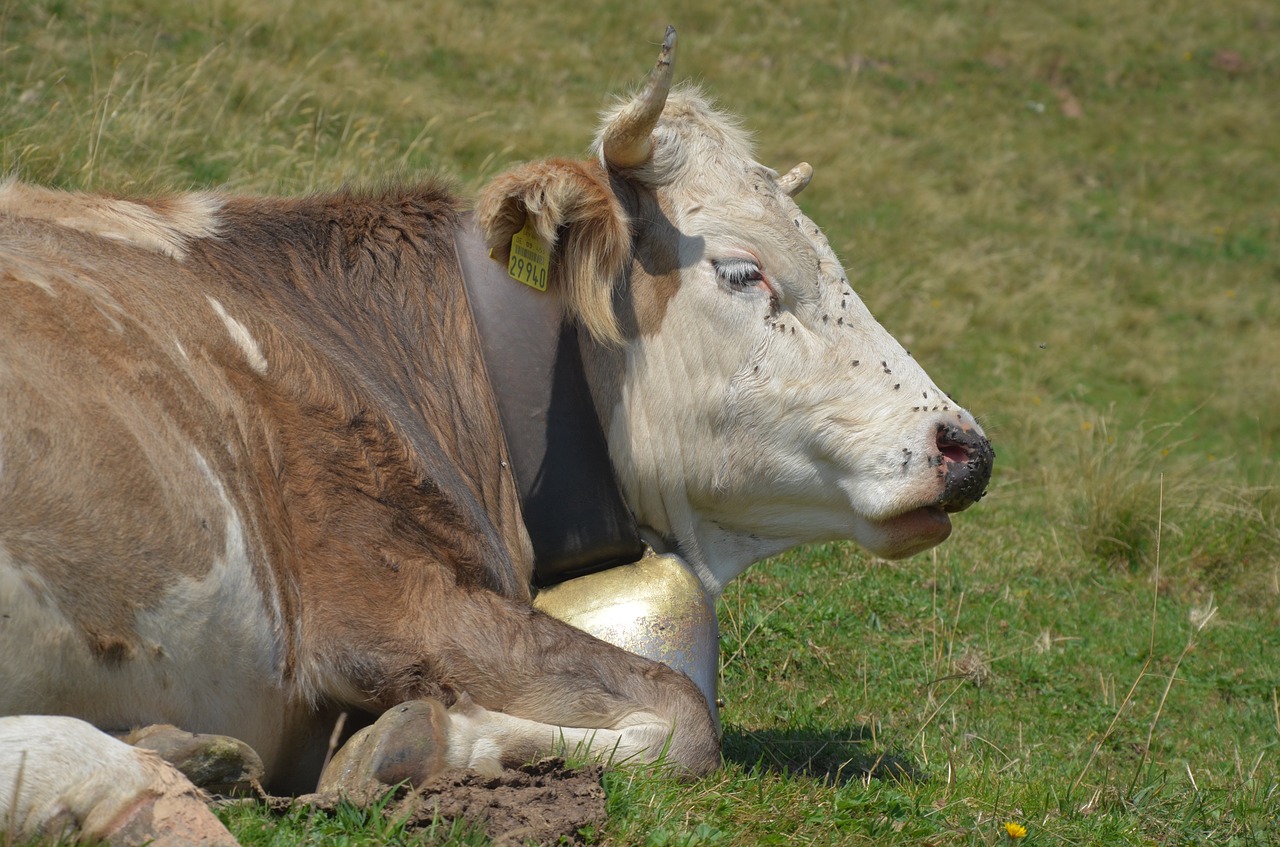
[476,159,630,345]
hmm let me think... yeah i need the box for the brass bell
[533,551,720,722]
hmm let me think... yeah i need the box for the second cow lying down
[0,27,992,844]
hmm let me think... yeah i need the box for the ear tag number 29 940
[507,218,549,292]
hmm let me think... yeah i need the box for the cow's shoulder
[180,184,533,597]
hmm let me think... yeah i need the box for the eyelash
[714,258,765,290]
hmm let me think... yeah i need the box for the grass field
[4,0,1278,844]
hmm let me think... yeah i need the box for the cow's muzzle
[934,422,994,512]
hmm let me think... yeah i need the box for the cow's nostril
[934,423,995,512]
[935,424,974,465]
[939,442,971,466]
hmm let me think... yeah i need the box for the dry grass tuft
[1051,413,1279,602]
[1066,416,1189,570]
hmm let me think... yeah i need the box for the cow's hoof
[123,725,264,796]
[317,699,449,798]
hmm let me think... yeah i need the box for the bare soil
[281,759,607,845]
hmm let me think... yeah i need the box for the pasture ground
[3,0,1277,844]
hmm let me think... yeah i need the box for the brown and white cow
[0,28,991,843]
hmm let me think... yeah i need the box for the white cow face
[478,29,993,596]
[592,34,992,594]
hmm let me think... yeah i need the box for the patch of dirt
[284,759,607,845]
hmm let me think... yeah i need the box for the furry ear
[476,159,631,345]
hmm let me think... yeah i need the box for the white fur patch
[207,297,268,375]
[0,178,221,260]
[0,450,290,776]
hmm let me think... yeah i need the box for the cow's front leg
[429,589,721,775]
[440,684,714,774]
[316,587,720,794]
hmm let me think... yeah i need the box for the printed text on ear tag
[508,218,549,291]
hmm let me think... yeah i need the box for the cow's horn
[602,26,676,169]
[778,163,813,197]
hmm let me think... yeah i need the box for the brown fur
[1,182,534,687]
[2,224,237,662]
[183,186,544,701]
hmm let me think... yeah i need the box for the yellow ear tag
[507,218,550,292]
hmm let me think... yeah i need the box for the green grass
[3,0,1277,844]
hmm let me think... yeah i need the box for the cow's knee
[608,717,718,776]
[637,673,721,776]
[544,669,721,776]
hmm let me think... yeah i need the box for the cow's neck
[574,345,792,600]
[453,215,645,586]
[625,479,802,600]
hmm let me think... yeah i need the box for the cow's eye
[714,259,765,291]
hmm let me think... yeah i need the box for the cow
[0,27,992,845]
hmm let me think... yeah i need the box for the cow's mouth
[862,504,952,559]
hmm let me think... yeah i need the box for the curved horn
[778,162,813,197]
[601,26,676,169]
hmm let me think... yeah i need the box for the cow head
[478,28,993,595]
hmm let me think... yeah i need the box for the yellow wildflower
[1004,821,1028,839]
